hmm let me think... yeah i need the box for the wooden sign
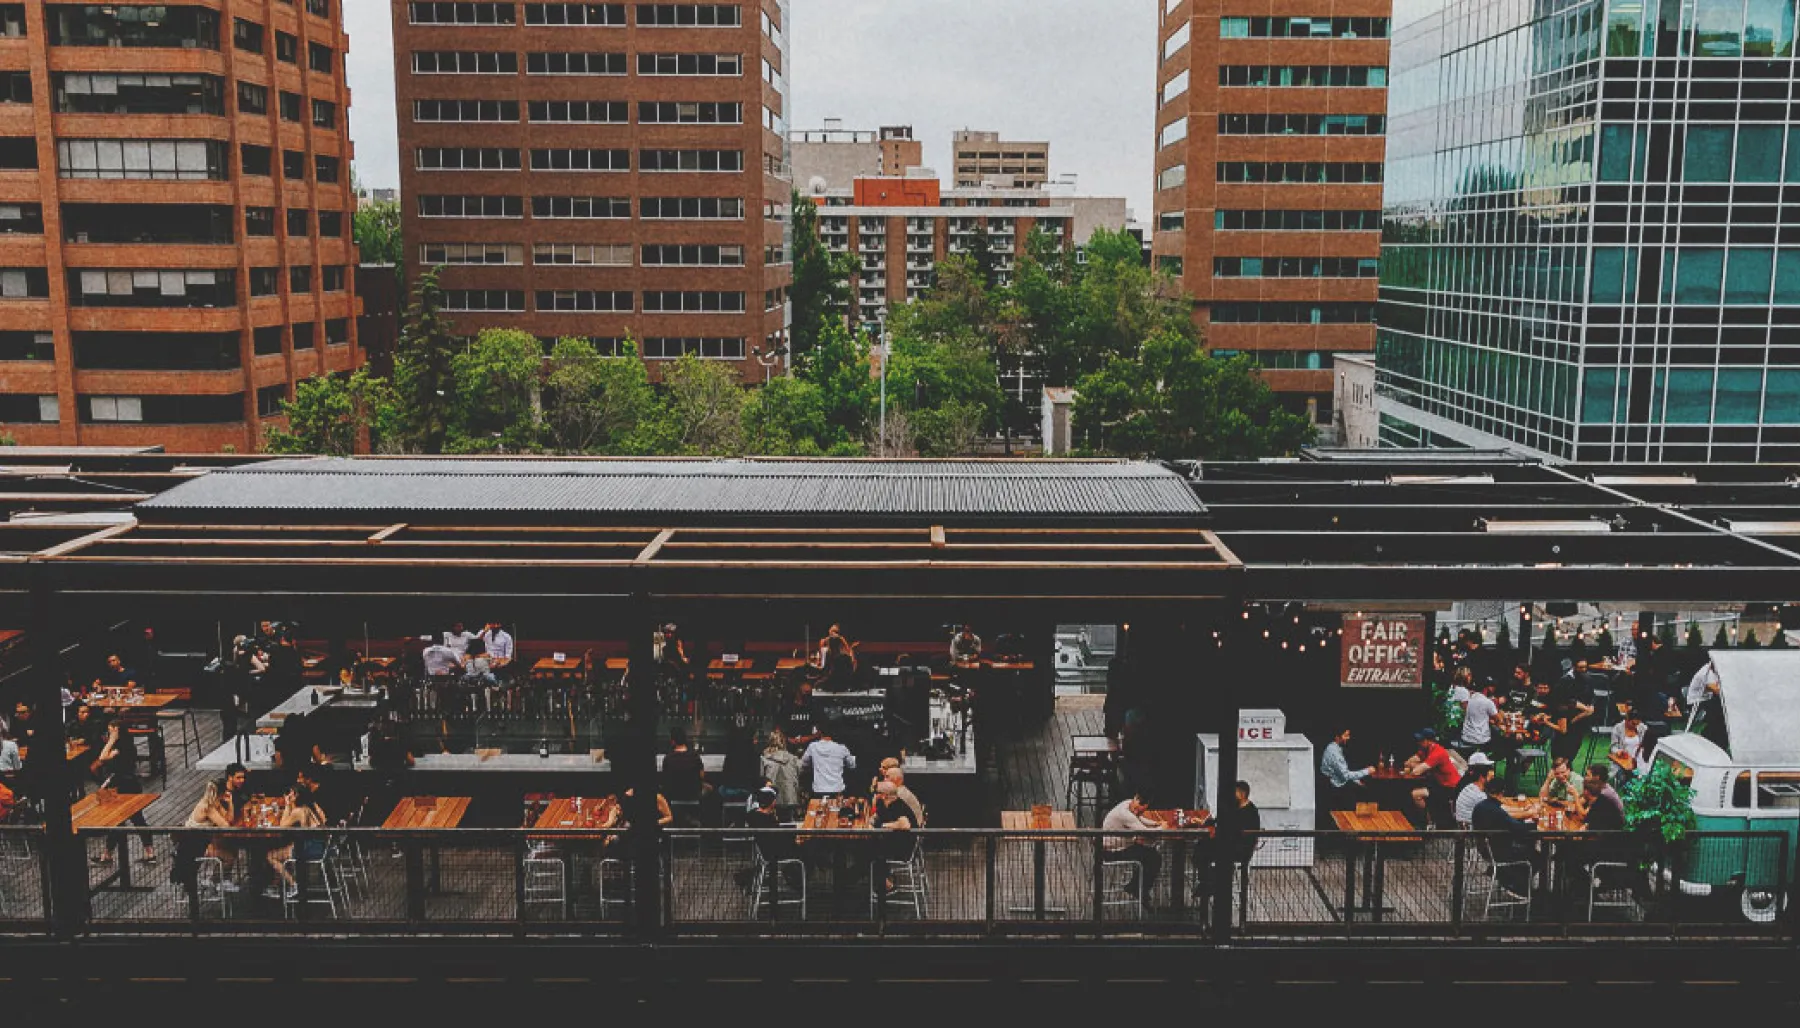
[1341,614,1427,689]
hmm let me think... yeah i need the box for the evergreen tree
[1714,624,1731,649]
[789,191,857,357]
[1742,627,1761,648]
[1686,621,1705,648]
[392,266,457,454]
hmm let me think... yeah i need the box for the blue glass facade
[1376,0,1800,461]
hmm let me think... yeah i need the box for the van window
[1655,753,1695,786]
[1733,771,1753,808]
[1754,771,1800,811]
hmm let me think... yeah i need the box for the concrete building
[1332,351,1378,450]
[793,120,919,193]
[391,0,794,379]
[952,129,1049,188]
[1152,1,1391,429]
[1376,0,1800,462]
[0,0,362,451]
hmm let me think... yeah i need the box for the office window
[419,195,524,218]
[283,150,307,180]
[410,2,517,24]
[1158,211,1185,232]
[1716,369,1764,424]
[1725,248,1775,304]
[416,99,520,122]
[1163,22,1190,60]
[1162,69,1189,106]
[530,149,630,172]
[1159,118,1188,149]
[417,147,522,171]
[641,244,745,266]
[0,332,55,362]
[0,137,35,170]
[315,155,341,183]
[311,100,336,129]
[325,318,350,345]
[309,42,334,74]
[84,397,144,423]
[414,51,519,74]
[1156,164,1186,190]
[233,18,264,52]
[643,291,746,313]
[1776,249,1800,303]
[1663,369,1714,423]
[531,196,631,218]
[536,290,632,312]
[279,91,301,122]
[640,197,744,219]
[528,100,628,123]
[293,323,316,350]
[1736,126,1784,182]
[1673,248,1725,304]
[0,203,43,235]
[638,149,743,172]
[638,101,742,124]
[635,5,742,27]
[237,81,268,115]
[241,144,272,177]
[639,337,746,359]
[322,266,346,292]
[57,139,228,181]
[527,52,626,75]
[423,242,525,265]
[532,243,631,265]
[0,267,48,298]
[257,385,287,418]
[318,211,344,237]
[1218,113,1385,135]
[250,267,279,296]
[246,207,276,237]
[636,53,743,76]
[1684,126,1733,181]
[275,32,298,64]
[525,3,626,24]
[253,326,284,356]
[443,290,526,311]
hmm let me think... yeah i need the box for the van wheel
[1740,887,1780,924]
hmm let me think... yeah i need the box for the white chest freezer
[1197,726,1316,869]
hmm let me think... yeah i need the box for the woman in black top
[93,719,156,866]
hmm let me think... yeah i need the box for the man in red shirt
[1404,728,1463,829]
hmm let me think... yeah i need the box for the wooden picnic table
[802,797,873,831]
[1332,808,1418,922]
[1002,809,1077,919]
[1332,809,1416,835]
[20,741,89,767]
[1501,797,1586,832]
[382,796,471,830]
[604,657,630,672]
[234,795,293,830]
[71,790,159,831]
[535,796,621,831]
[85,692,176,712]
[1143,809,1211,831]
[532,657,583,674]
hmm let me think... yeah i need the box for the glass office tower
[1376,0,1799,462]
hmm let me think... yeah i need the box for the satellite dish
[808,176,829,195]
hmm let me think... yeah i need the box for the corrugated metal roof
[138,458,1204,520]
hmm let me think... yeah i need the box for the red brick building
[1153,0,1389,427]
[0,0,362,451]
[392,1,793,375]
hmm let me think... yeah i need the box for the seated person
[884,766,926,827]
[1609,708,1651,774]
[1578,765,1626,833]
[460,638,497,687]
[1100,793,1164,898]
[1319,727,1373,810]
[746,787,803,883]
[1404,728,1463,829]
[1454,755,1497,827]
[869,781,918,863]
[949,626,983,664]
[478,622,515,670]
[92,653,138,695]
[1538,756,1581,805]
[1470,777,1537,898]
[621,787,675,828]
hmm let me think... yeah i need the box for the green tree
[966,225,1000,290]
[1072,334,1314,460]
[1686,621,1705,648]
[262,369,400,455]
[1742,627,1761,648]
[447,328,542,452]
[353,198,403,267]
[662,354,746,455]
[542,337,660,454]
[1714,624,1731,649]
[1771,629,1791,649]
[789,191,858,356]
[911,399,990,457]
[795,320,876,443]
[392,266,458,454]
[742,376,840,456]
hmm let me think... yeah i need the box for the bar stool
[1065,755,1113,824]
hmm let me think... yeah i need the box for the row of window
[1210,302,1376,324]
[413,99,742,124]
[1219,65,1387,88]
[417,147,744,173]
[418,195,746,220]
[53,138,345,186]
[442,290,748,313]
[1218,114,1385,136]
[1214,256,1381,278]
[1214,209,1383,231]
[408,3,742,27]
[423,242,746,267]
[1219,17,1389,39]
[1218,161,1385,184]
[0,321,350,366]
[413,51,745,76]
[1208,349,1337,371]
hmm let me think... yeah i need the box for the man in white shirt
[800,724,856,797]
[1101,794,1164,898]
[1454,755,1495,827]
[478,622,514,667]
[421,641,461,678]
[1462,684,1500,749]
[443,622,477,656]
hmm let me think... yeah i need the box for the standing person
[1461,681,1501,754]
[92,720,157,867]
[660,728,709,825]
[1100,793,1164,900]
[780,681,820,746]
[949,626,983,664]
[477,622,515,670]
[1609,708,1651,775]
[815,624,858,690]
[799,723,856,799]
[760,728,803,820]
[0,728,20,774]
[1404,728,1463,829]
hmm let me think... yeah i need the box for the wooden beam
[930,526,946,550]
[32,522,137,559]
[367,523,408,545]
[634,528,676,565]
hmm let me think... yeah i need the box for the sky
[344,0,1158,214]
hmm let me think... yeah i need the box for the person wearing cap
[1404,728,1462,829]
[746,786,804,879]
[1454,754,1496,828]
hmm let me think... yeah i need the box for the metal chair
[1475,836,1532,920]
[869,837,928,918]
[750,848,807,920]
[522,857,566,918]
[1510,745,1550,793]
[596,856,634,916]
[1100,858,1144,919]
[1585,861,1635,920]
[281,857,344,920]
[187,855,231,919]
[1065,756,1113,825]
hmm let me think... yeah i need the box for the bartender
[950,625,983,664]
[782,680,820,746]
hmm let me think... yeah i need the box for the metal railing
[3,827,1790,943]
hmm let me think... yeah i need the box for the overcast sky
[345,0,1157,214]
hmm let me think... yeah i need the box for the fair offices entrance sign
[1341,614,1427,688]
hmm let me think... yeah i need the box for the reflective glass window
[1684,126,1733,181]
[1725,248,1774,303]
[1582,368,1618,424]
[1766,371,1800,422]
[1774,249,1800,303]
[1736,126,1783,181]
[1692,0,1745,54]
[1665,369,1714,423]
[1742,0,1795,55]
[1675,248,1724,304]
[1716,369,1764,423]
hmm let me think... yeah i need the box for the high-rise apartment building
[1377,0,1800,462]
[952,129,1049,188]
[392,1,793,376]
[1153,1,1391,426]
[0,1,361,451]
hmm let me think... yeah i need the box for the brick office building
[0,1,362,451]
[1152,0,1389,427]
[392,1,794,376]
